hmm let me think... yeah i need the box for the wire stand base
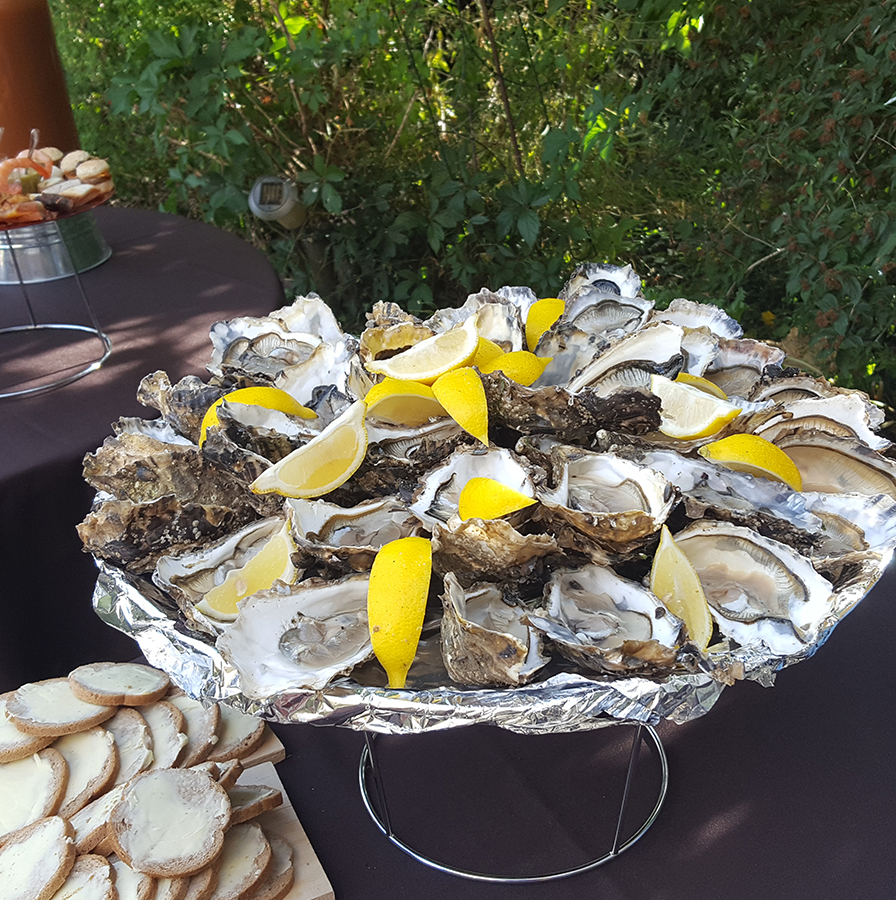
[1,225,111,399]
[358,722,668,883]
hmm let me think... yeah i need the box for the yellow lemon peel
[199,386,316,445]
[363,377,447,426]
[479,350,552,387]
[431,367,489,445]
[649,525,713,651]
[525,297,565,351]
[698,433,803,490]
[457,477,537,521]
[367,537,433,689]
[674,372,729,400]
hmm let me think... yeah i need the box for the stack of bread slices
[0,661,294,900]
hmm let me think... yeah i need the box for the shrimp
[0,155,53,194]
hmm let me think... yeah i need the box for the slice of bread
[212,759,243,792]
[204,706,265,764]
[109,853,156,900]
[0,747,69,843]
[6,679,117,737]
[108,768,231,878]
[53,726,119,819]
[69,783,127,854]
[69,663,170,708]
[203,821,271,900]
[182,865,217,900]
[251,831,295,900]
[50,853,115,900]
[0,815,75,900]
[226,784,283,826]
[140,702,187,770]
[0,692,54,763]
[60,150,92,177]
[165,691,219,768]
[153,875,189,900]
[102,708,154,787]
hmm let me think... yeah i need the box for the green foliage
[51,0,895,406]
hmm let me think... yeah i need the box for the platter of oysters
[78,263,896,734]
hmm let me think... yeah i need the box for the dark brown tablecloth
[1,210,894,897]
[0,206,286,689]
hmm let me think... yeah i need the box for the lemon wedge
[479,350,553,387]
[697,433,803,490]
[250,400,368,498]
[458,477,537,521]
[195,520,297,622]
[650,373,741,440]
[364,378,447,426]
[367,537,433,688]
[649,525,713,651]
[199,386,317,445]
[470,336,506,369]
[431,367,489,445]
[525,297,565,351]
[364,315,479,385]
[674,372,729,400]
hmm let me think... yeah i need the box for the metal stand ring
[0,323,112,399]
[358,722,668,883]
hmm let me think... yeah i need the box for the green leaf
[321,183,342,214]
[517,210,540,246]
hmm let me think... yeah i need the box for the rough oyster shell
[526,563,683,675]
[440,573,549,687]
[673,520,835,656]
[216,574,372,696]
[649,297,743,340]
[703,338,786,398]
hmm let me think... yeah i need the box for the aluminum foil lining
[91,548,890,735]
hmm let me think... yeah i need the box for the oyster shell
[526,563,683,674]
[440,573,549,687]
[649,297,743,340]
[673,520,835,656]
[425,288,525,351]
[216,574,373,696]
[153,516,291,632]
[702,338,785,398]
[559,262,643,301]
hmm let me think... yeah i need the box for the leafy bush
[51,0,895,412]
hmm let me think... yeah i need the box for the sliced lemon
[674,372,729,400]
[525,297,565,351]
[364,315,479,385]
[470,336,506,369]
[649,525,713,651]
[367,536,433,688]
[431,367,489,446]
[250,400,368,498]
[697,433,803,490]
[364,377,447,426]
[650,373,741,440]
[458,477,537,521]
[200,386,316,445]
[195,520,297,622]
[479,350,553,387]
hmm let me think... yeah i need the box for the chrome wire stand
[0,224,111,399]
[358,722,668,883]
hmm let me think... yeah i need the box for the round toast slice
[102,707,153,787]
[108,768,231,878]
[109,853,156,900]
[154,875,189,900]
[69,663,170,708]
[204,821,271,900]
[6,679,116,737]
[0,815,75,900]
[226,784,283,826]
[0,693,54,763]
[165,691,219,769]
[182,865,217,900]
[0,747,69,843]
[53,726,119,819]
[251,831,295,900]
[204,705,265,764]
[140,701,187,770]
[50,853,115,900]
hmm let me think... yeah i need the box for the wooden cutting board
[237,760,335,900]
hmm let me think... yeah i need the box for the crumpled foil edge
[92,549,892,734]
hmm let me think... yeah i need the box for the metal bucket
[0,211,112,284]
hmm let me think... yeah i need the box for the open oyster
[216,574,373,696]
[440,573,549,687]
